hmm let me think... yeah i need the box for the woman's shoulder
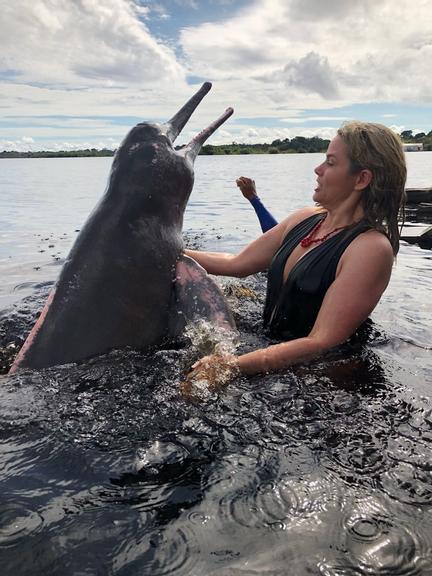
[341,228,394,271]
[351,228,393,252]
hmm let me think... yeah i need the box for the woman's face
[313,135,359,207]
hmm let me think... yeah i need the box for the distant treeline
[0,137,329,158]
[200,136,330,155]
[0,148,115,158]
[400,130,432,150]
[2,130,432,158]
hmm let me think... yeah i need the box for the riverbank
[0,139,330,158]
[2,131,432,158]
[2,144,431,159]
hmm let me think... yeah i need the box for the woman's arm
[184,223,284,277]
[235,176,278,232]
[184,206,317,278]
[249,196,278,233]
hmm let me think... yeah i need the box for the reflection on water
[0,155,431,574]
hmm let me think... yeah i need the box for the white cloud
[281,116,348,124]
[133,4,150,17]
[180,0,432,107]
[0,137,40,152]
[289,0,379,22]
[0,136,121,152]
[412,128,427,136]
[148,3,171,20]
[174,0,199,8]
[204,124,337,146]
[1,0,431,150]
[261,52,340,100]
[1,0,185,87]
[389,125,405,135]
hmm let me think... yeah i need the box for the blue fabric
[249,197,278,233]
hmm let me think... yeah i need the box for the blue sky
[1,0,432,151]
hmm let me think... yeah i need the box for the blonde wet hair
[337,121,407,255]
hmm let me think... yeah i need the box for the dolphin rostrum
[10,82,235,372]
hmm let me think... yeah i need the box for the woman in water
[184,121,406,386]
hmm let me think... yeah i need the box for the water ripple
[0,499,44,548]
[112,524,200,576]
[217,472,343,532]
[109,440,202,513]
[327,431,388,477]
[341,498,432,575]
[380,461,432,506]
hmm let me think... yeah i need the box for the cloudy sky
[2,0,432,151]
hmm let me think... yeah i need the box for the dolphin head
[107,83,233,224]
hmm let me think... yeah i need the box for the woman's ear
[355,168,373,191]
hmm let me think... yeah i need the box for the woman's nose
[314,163,323,176]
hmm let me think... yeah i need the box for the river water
[0,153,431,575]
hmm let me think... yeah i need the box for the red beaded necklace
[300,213,353,248]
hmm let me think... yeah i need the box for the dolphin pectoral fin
[170,255,235,336]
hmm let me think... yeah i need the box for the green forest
[1,130,432,158]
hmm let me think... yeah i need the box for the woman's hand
[181,353,240,400]
[236,176,257,200]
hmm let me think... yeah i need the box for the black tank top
[263,212,371,339]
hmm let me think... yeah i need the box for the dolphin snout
[165,82,212,144]
[162,82,233,163]
[181,107,234,162]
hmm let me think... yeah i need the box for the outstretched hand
[236,176,257,200]
[181,353,240,401]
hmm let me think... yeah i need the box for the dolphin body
[11,83,235,372]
